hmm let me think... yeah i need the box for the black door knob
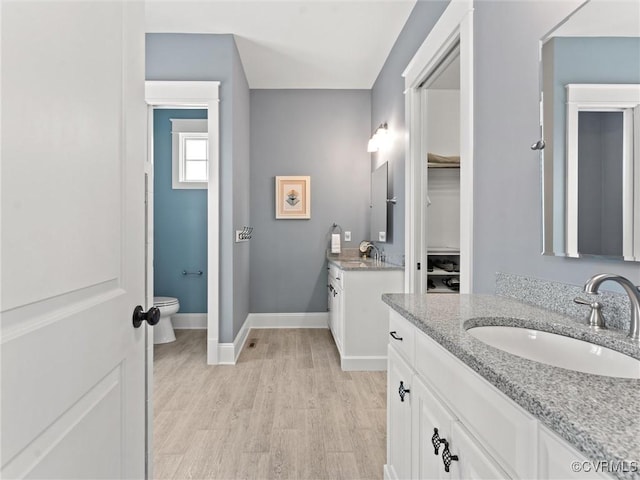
[132,305,161,328]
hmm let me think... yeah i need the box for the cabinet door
[538,426,609,480]
[387,346,413,480]
[412,376,455,480]
[334,287,344,352]
[448,422,509,480]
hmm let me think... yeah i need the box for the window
[170,118,208,189]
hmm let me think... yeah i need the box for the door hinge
[417,262,421,270]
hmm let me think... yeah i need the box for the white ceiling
[145,0,417,89]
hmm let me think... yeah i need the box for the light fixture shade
[375,124,388,137]
[367,137,379,153]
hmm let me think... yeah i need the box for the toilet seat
[154,296,179,307]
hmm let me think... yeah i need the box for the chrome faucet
[583,274,640,341]
[369,244,381,261]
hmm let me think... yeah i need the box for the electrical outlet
[378,231,386,242]
[344,231,351,242]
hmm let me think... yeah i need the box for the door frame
[403,0,474,294]
[145,80,221,364]
[144,81,220,476]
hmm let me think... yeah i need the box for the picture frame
[275,176,311,219]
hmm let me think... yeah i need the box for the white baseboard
[248,312,329,329]
[184,312,329,365]
[207,337,218,365]
[216,312,328,364]
[172,313,207,329]
[218,315,251,365]
[340,355,387,371]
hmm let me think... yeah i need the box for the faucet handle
[573,297,607,329]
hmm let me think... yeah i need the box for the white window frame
[170,118,208,189]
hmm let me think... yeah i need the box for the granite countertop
[382,293,640,480]
[327,255,403,271]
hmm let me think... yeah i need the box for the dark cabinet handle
[441,439,459,472]
[389,331,403,341]
[431,427,446,455]
[132,305,160,328]
[398,381,410,402]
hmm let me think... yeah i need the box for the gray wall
[472,1,640,293]
[231,44,251,339]
[371,0,450,263]
[146,33,251,342]
[249,90,371,313]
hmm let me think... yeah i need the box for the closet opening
[422,49,462,294]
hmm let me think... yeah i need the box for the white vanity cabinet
[327,262,403,371]
[386,309,610,480]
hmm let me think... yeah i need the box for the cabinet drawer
[328,264,343,289]
[415,329,536,479]
[389,310,415,365]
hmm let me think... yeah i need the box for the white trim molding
[218,315,251,365]
[403,0,474,294]
[565,83,640,261]
[171,313,207,330]
[216,312,329,365]
[248,312,329,329]
[145,80,221,365]
[340,355,387,372]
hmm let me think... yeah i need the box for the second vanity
[327,255,403,370]
[383,293,640,480]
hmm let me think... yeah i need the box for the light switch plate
[378,231,386,242]
[344,231,351,242]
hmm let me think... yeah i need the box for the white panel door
[1,1,147,478]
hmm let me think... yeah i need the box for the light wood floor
[153,328,387,479]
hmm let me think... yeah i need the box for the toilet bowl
[153,296,179,344]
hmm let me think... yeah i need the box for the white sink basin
[467,326,640,379]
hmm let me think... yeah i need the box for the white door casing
[144,81,221,365]
[1,1,147,478]
[403,0,474,294]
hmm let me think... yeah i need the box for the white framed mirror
[539,0,640,262]
[370,161,388,243]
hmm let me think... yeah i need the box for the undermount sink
[467,325,640,379]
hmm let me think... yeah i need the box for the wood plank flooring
[153,328,387,479]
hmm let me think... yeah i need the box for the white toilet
[153,296,179,344]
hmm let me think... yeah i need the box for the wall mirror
[539,0,640,261]
[370,162,388,243]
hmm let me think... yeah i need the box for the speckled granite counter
[382,293,640,480]
[327,256,403,271]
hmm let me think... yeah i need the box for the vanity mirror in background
[539,0,640,261]
[370,161,389,243]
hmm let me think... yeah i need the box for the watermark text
[571,460,638,474]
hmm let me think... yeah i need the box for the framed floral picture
[275,176,311,219]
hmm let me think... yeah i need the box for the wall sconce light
[367,123,389,152]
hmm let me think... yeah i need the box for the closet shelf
[428,247,460,255]
[427,162,460,168]
[427,288,459,294]
[428,268,460,276]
